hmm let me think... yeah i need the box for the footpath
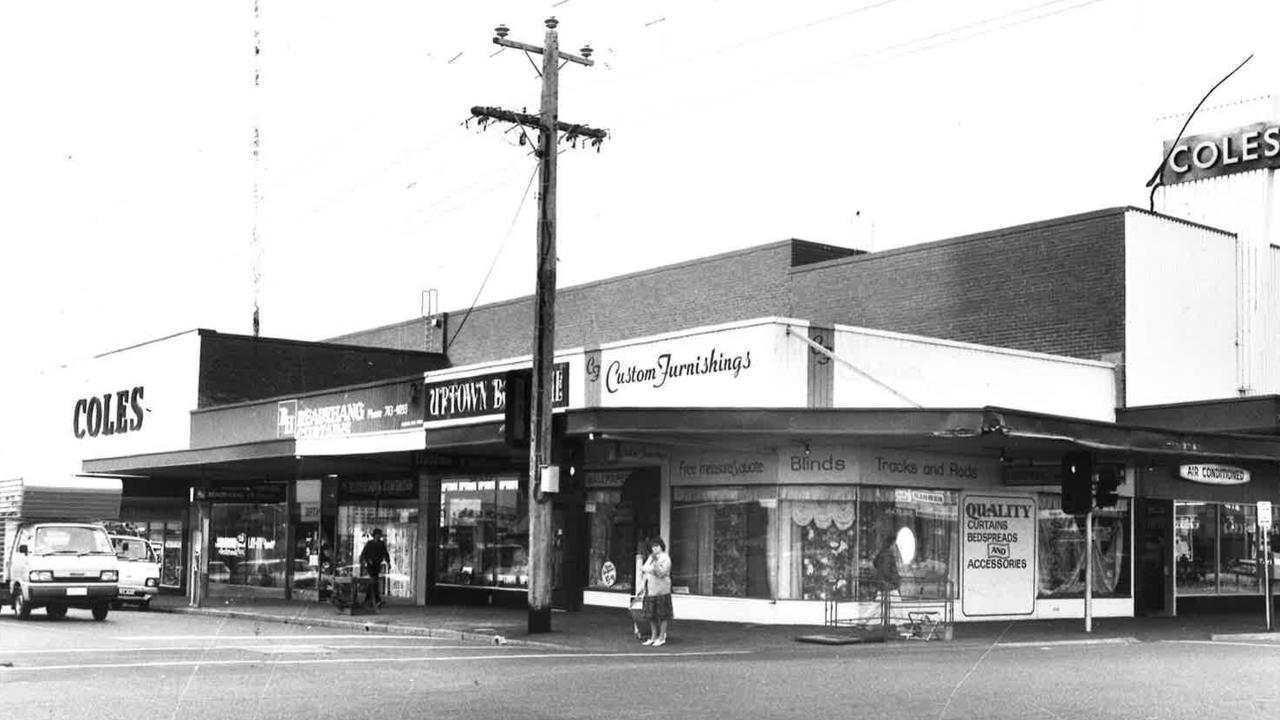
[150,594,1280,653]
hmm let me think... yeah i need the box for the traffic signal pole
[1085,507,1093,634]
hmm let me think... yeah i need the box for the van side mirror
[17,544,28,555]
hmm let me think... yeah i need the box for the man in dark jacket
[359,528,392,608]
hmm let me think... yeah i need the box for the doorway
[1136,498,1173,615]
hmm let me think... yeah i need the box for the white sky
[3,0,1279,393]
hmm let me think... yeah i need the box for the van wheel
[91,603,110,621]
[13,588,31,619]
[46,604,67,619]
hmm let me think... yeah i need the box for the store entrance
[1136,498,1174,615]
[551,503,586,611]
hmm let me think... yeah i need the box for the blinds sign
[960,494,1036,618]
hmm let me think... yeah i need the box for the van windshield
[33,527,114,556]
[111,537,156,562]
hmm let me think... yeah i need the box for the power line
[447,161,541,351]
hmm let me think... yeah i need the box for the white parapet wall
[829,325,1117,421]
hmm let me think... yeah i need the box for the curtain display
[671,486,773,599]
[670,485,957,601]
[1036,494,1129,597]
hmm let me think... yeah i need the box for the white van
[4,522,120,620]
[109,534,160,609]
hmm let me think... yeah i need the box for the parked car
[109,534,161,609]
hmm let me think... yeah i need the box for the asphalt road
[3,607,1280,720]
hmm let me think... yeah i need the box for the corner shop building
[74,302,1280,624]
[46,112,1280,624]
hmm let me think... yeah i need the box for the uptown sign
[1161,121,1280,186]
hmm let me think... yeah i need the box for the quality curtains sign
[960,494,1036,617]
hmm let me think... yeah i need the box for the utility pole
[471,18,606,634]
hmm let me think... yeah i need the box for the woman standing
[641,537,673,647]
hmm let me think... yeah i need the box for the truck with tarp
[0,476,122,620]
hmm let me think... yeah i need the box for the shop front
[571,423,1138,625]
[86,374,435,607]
[1135,463,1280,616]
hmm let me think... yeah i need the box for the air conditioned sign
[1161,121,1280,186]
[960,494,1037,617]
[1178,464,1250,485]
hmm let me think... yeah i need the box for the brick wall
[789,209,1128,361]
[330,242,804,365]
[328,212,1129,366]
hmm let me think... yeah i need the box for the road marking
[0,649,751,673]
[1164,640,1280,649]
[0,643,519,655]
[117,634,453,641]
[996,637,1138,648]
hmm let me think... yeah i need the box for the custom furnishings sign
[960,494,1037,617]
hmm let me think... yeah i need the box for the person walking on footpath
[360,528,392,608]
[873,534,901,630]
[641,537,673,647]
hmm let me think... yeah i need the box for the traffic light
[503,369,532,447]
[1095,464,1121,508]
[1060,451,1093,515]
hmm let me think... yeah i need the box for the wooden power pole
[471,18,606,633]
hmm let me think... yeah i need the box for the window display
[1037,495,1130,598]
[1175,502,1218,595]
[436,476,527,589]
[338,503,418,601]
[778,486,858,601]
[1219,504,1260,594]
[670,484,957,602]
[671,486,773,599]
[1175,501,1272,596]
[586,469,660,593]
[208,502,289,597]
[859,487,956,601]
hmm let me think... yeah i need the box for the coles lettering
[73,386,145,438]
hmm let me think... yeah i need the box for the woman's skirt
[643,593,674,621]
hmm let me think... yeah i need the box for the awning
[561,406,1280,466]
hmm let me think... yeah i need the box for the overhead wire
[447,160,542,351]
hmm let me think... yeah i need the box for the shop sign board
[1161,121,1280,186]
[960,494,1037,617]
[1002,463,1058,486]
[1178,464,1250,486]
[338,477,417,501]
[44,330,202,470]
[1260,501,1273,530]
[195,484,287,503]
[423,363,568,423]
[587,321,806,408]
[277,381,424,440]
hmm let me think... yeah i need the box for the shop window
[209,503,289,595]
[1218,504,1261,594]
[436,476,527,589]
[1175,503,1218,595]
[671,486,773,599]
[338,503,419,600]
[859,487,957,601]
[775,486,858,601]
[1036,495,1130,598]
[586,469,660,593]
[1175,501,1271,597]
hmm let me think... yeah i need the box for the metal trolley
[823,577,955,641]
